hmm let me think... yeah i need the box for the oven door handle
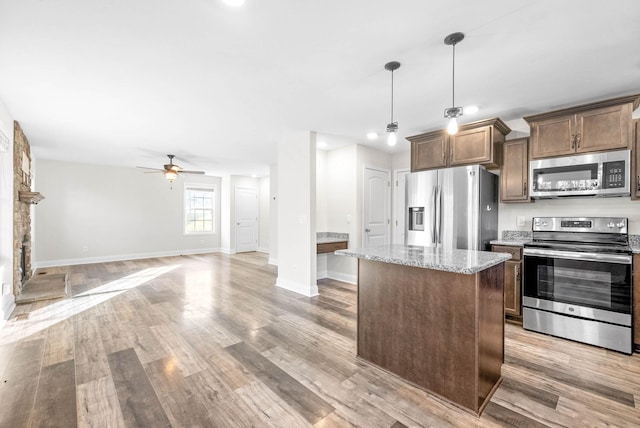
[523,248,632,264]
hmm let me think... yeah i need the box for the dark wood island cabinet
[336,245,510,416]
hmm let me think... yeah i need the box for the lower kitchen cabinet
[634,254,640,351]
[492,245,522,321]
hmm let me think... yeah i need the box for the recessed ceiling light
[366,132,379,140]
[223,0,245,7]
[465,105,479,114]
[317,141,328,149]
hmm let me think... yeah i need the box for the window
[184,185,215,234]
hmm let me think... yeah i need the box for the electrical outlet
[2,283,10,295]
[82,245,89,253]
[516,216,525,227]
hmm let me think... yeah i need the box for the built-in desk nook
[336,244,511,416]
[316,232,348,253]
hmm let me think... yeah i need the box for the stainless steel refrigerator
[406,165,498,250]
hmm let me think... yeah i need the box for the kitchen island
[335,244,511,415]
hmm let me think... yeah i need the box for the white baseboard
[316,269,328,279]
[327,270,357,285]
[276,277,318,297]
[33,247,222,269]
[219,247,236,255]
[257,247,269,254]
[268,257,278,266]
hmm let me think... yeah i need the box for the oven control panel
[533,217,628,233]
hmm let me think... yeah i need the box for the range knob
[607,222,615,228]
[617,221,626,228]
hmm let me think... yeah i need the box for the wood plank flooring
[1,252,639,427]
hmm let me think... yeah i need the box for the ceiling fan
[137,154,205,182]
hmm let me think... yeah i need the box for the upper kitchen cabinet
[410,132,448,171]
[524,94,640,160]
[408,118,511,172]
[500,138,529,203]
[633,119,640,200]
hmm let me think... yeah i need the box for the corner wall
[0,100,14,322]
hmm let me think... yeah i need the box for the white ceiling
[0,0,639,177]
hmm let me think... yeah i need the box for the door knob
[365,228,371,232]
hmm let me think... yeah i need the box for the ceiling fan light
[164,171,178,182]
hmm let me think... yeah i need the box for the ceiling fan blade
[137,166,165,171]
[143,171,164,174]
[180,170,205,175]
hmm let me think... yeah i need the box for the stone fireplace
[13,121,39,295]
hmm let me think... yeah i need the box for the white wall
[269,164,278,265]
[318,144,393,284]
[325,145,357,282]
[500,198,640,235]
[392,150,410,171]
[220,175,231,253]
[316,150,327,232]
[0,99,14,322]
[276,132,317,296]
[258,176,270,253]
[34,159,221,267]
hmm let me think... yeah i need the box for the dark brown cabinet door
[632,120,640,200]
[576,103,632,153]
[492,245,522,319]
[449,126,492,166]
[530,115,575,159]
[411,133,447,171]
[504,260,521,317]
[500,138,529,202]
[634,254,640,350]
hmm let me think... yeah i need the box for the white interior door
[235,187,258,253]
[393,169,409,244]
[363,167,390,247]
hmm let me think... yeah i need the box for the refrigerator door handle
[433,186,442,244]
[431,186,438,244]
[436,185,442,244]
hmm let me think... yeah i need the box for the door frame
[362,165,391,247]
[393,168,410,245]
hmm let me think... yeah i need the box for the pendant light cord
[390,69,394,123]
[451,43,456,107]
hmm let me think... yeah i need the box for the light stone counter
[317,232,349,244]
[335,244,511,275]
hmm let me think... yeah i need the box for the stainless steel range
[522,217,633,354]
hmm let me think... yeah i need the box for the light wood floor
[1,252,639,427]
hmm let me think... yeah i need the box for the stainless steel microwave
[529,149,630,198]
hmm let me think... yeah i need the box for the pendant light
[385,61,401,146]
[443,32,464,135]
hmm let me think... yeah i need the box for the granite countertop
[489,239,530,247]
[630,236,640,254]
[335,244,511,275]
[490,230,532,248]
[317,232,349,244]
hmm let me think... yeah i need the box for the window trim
[183,183,217,236]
